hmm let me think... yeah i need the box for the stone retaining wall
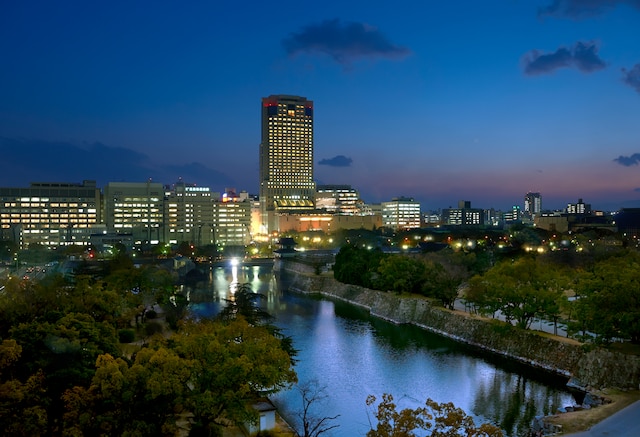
[280,264,640,391]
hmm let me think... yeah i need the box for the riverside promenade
[565,400,640,436]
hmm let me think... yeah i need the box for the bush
[145,309,157,319]
[118,329,136,343]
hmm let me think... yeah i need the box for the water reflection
[187,266,579,436]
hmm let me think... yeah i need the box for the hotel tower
[259,95,315,233]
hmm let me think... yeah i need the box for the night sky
[1,0,639,211]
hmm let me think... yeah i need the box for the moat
[188,263,580,437]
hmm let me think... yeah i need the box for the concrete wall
[279,263,640,391]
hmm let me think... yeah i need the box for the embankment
[278,261,640,391]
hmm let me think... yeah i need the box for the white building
[382,197,421,230]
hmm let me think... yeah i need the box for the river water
[187,264,580,437]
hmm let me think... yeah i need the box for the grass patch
[546,389,640,435]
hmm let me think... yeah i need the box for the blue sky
[1,0,639,211]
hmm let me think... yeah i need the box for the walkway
[454,298,571,337]
[565,400,640,436]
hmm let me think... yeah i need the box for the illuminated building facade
[524,192,542,218]
[260,95,315,233]
[442,200,484,226]
[503,205,522,223]
[0,180,101,248]
[164,183,251,247]
[567,198,591,215]
[315,184,361,215]
[104,181,164,244]
[214,190,251,247]
[165,181,217,245]
[382,197,421,230]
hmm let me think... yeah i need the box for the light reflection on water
[187,265,580,437]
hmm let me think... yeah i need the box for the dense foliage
[569,250,640,343]
[467,256,567,329]
[333,245,480,309]
[333,242,640,345]
[0,259,297,436]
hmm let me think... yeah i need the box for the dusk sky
[1,0,639,211]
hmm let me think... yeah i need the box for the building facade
[1,180,252,250]
[164,181,218,246]
[259,95,315,233]
[524,192,541,218]
[103,181,165,244]
[315,184,361,215]
[0,180,101,248]
[164,183,251,248]
[381,197,421,230]
[567,198,591,215]
[442,200,484,226]
[213,191,251,247]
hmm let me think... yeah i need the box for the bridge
[197,258,276,268]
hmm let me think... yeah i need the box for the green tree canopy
[466,257,568,329]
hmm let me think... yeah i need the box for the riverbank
[278,261,640,435]
[281,265,640,391]
[547,389,640,435]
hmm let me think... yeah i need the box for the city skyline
[1,1,640,211]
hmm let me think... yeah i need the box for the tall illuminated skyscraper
[260,95,315,233]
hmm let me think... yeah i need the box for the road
[565,400,640,436]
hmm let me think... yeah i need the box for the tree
[171,318,298,434]
[376,255,426,295]
[466,257,567,329]
[9,312,120,432]
[103,264,174,326]
[333,245,384,289]
[218,283,298,364]
[63,318,298,436]
[294,380,340,437]
[218,283,273,326]
[62,350,190,436]
[366,393,503,437]
[569,250,640,343]
[0,340,48,436]
[420,259,461,309]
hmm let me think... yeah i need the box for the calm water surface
[188,264,580,437]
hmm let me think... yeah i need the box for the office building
[442,200,484,226]
[165,181,218,245]
[103,181,164,244]
[164,183,251,248]
[382,197,421,230]
[214,189,251,247]
[0,180,101,248]
[260,95,315,233]
[503,205,522,223]
[567,198,591,215]
[315,184,361,215]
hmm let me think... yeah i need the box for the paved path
[564,400,640,436]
